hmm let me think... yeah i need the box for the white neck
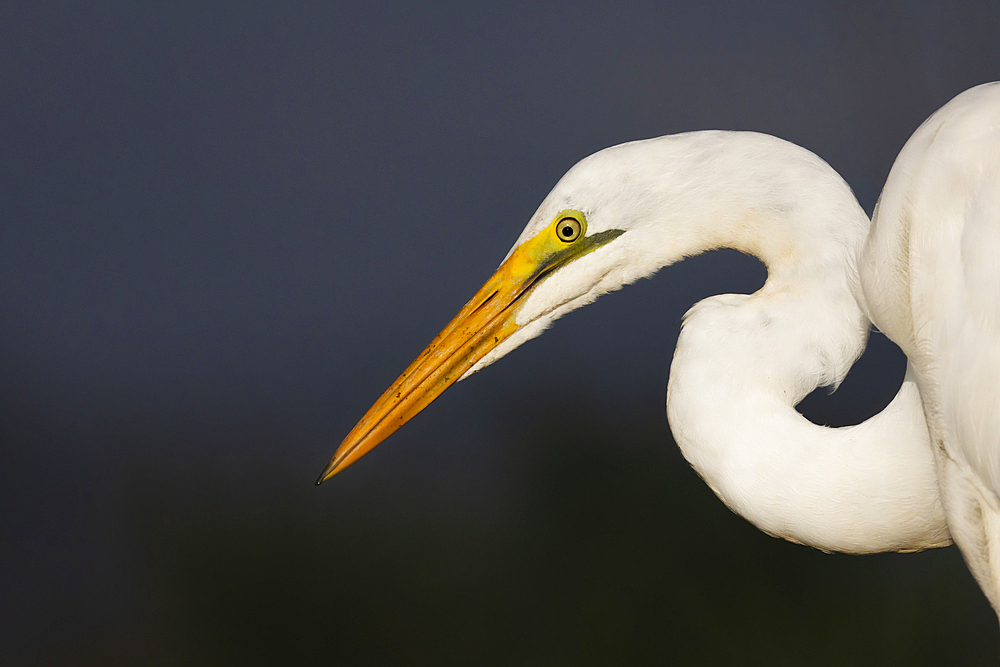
[486,131,951,552]
[651,134,950,552]
[667,289,949,552]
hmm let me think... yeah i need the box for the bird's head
[314,144,659,483]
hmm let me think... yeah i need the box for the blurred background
[3,1,1000,664]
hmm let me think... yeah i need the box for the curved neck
[499,131,952,552]
[665,225,949,553]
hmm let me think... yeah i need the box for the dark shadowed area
[3,1,1000,664]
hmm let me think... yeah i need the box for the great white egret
[318,83,999,612]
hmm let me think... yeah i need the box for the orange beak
[316,217,622,484]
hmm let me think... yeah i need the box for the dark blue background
[3,2,999,663]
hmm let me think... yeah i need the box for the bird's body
[320,84,1000,614]
[861,82,1000,609]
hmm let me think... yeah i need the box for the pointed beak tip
[314,460,341,486]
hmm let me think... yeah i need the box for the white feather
[862,81,1000,610]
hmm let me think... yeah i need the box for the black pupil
[561,224,574,238]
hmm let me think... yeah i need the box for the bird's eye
[555,215,583,242]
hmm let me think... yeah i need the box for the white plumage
[862,81,1000,611]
